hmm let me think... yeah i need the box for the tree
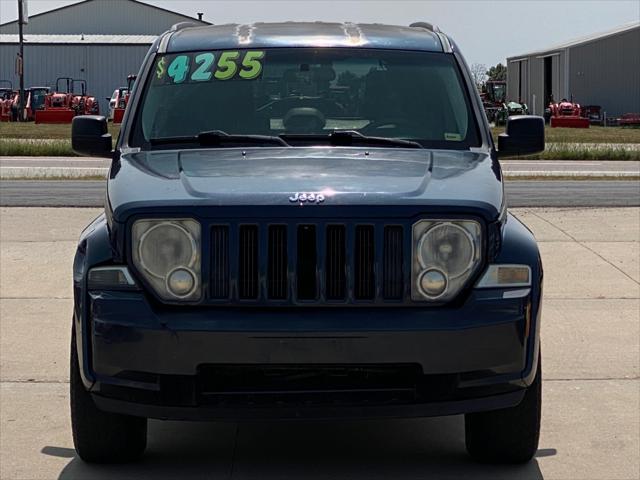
[469,63,487,88]
[486,63,507,82]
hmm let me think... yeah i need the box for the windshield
[132,48,480,149]
[31,89,48,109]
[491,83,506,103]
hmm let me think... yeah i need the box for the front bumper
[83,288,537,420]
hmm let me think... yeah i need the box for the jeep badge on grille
[289,193,325,203]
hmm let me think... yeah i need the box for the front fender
[72,212,114,388]
[494,212,543,386]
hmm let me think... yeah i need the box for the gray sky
[1,0,638,66]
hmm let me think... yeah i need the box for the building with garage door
[0,0,208,113]
[506,21,639,118]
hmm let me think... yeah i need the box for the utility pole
[17,0,27,121]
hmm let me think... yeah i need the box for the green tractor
[482,80,528,126]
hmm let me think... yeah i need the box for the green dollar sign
[156,57,167,80]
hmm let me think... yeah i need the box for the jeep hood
[108,147,503,221]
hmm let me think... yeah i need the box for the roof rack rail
[170,22,196,32]
[409,22,441,33]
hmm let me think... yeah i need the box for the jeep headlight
[132,219,201,301]
[412,220,482,302]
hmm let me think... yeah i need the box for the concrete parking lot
[0,207,638,480]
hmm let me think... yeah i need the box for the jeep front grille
[209,221,405,304]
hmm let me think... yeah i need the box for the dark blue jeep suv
[70,21,545,464]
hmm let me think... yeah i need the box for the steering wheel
[360,118,419,135]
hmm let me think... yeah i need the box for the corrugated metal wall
[0,43,151,113]
[508,26,639,118]
[569,28,640,117]
[0,0,206,35]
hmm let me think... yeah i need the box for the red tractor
[36,77,76,124]
[0,80,17,122]
[112,74,137,124]
[35,78,99,123]
[549,98,590,128]
[71,79,100,116]
[7,86,52,121]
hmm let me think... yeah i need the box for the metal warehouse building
[0,0,208,113]
[506,21,640,118]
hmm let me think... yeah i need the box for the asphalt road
[0,180,638,207]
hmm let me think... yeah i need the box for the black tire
[70,326,147,463]
[465,353,541,464]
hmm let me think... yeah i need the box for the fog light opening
[418,268,448,299]
[166,267,197,298]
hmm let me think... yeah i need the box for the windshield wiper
[279,130,424,149]
[149,130,290,148]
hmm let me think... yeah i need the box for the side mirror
[497,115,545,157]
[72,115,112,158]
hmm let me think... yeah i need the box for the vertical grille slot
[354,225,375,299]
[268,225,288,299]
[210,226,229,299]
[296,225,317,300]
[238,225,258,299]
[325,225,346,300]
[383,226,404,299]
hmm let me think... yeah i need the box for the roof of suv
[163,22,446,53]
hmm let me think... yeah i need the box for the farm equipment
[8,87,51,121]
[24,87,51,121]
[111,74,137,123]
[0,80,16,122]
[549,99,590,128]
[581,105,604,126]
[35,78,98,124]
[497,100,529,126]
[481,80,528,125]
[71,79,100,116]
[35,77,76,124]
[619,113,640,127]
[481,80,506,124]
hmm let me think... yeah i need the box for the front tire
[70,326,147,463]
[465,353,541,464]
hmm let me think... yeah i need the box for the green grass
[504,175,640,181]
[0,139,76,156]
[492,125,640,144]
[0,122,121,140]
[504,144,640,161]
[533,146,639,160]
